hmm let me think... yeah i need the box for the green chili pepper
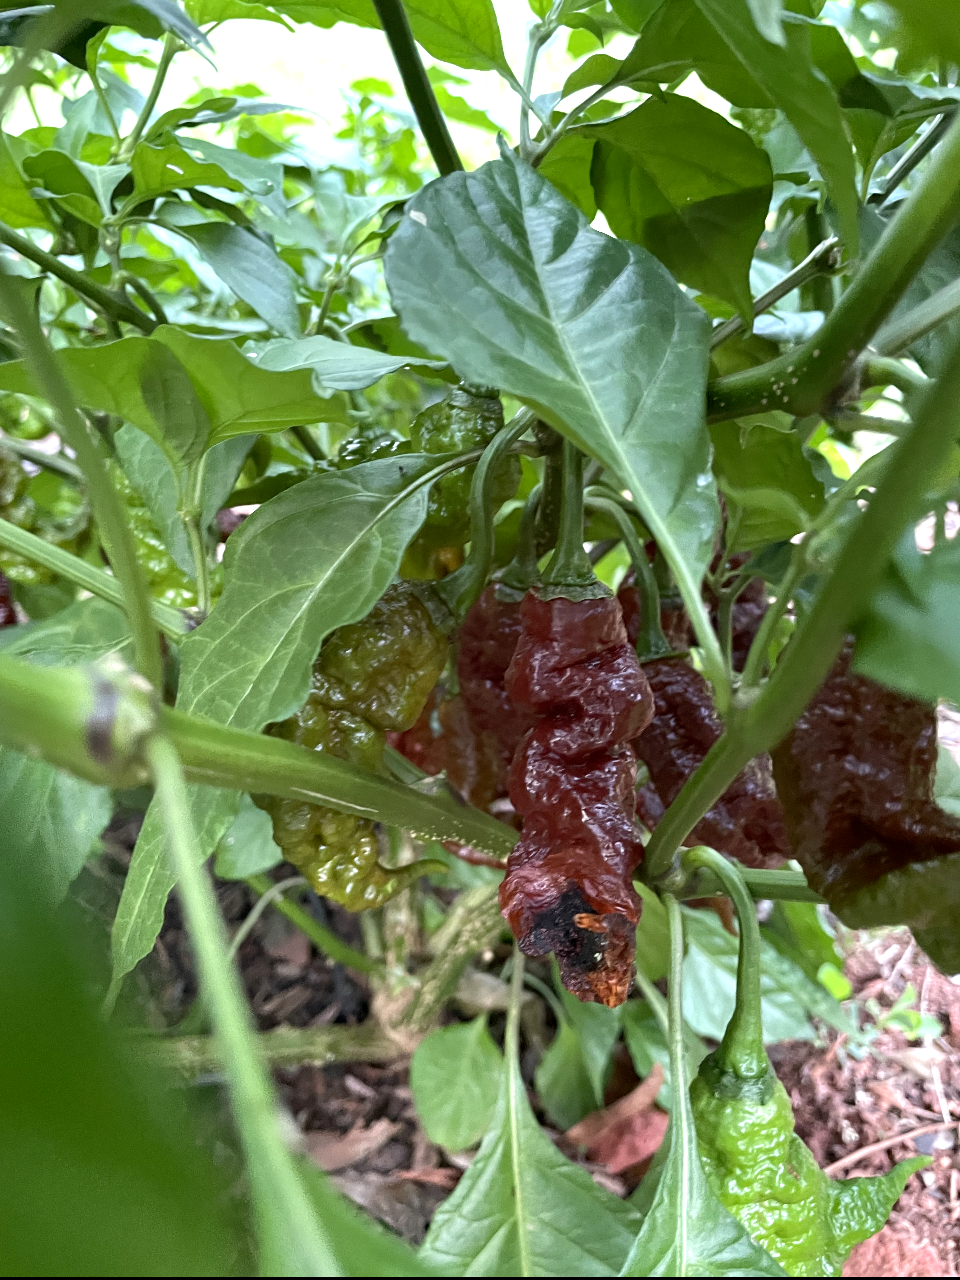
[400,383,519,579]
[684,846,927,1277]
[255,582,448,909]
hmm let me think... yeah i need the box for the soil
[87,812,960,1273]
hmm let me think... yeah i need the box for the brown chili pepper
[389,692,505,814]
[499,592,654,1007]
[457,584,538,766]
[634,657,790,869]
[772,641,960,904]
[616,574,692,653]
[0,571,15,627]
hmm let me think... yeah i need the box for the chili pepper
[771,641,960,972]
[634,657,790,869]
[400,384,519,579]
[616,573,692,653]
[500,591,653,1006]
[390,692,504,813]
[256,582,448,909]
[685,846,927,1277]
[0,570,15,627]
[458,584,538,769]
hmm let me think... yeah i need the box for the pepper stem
[498,482,542,598]
[681,845,768,1082]
[540,440,608,599]
[663,893,688,1090]
[585,493,670,659]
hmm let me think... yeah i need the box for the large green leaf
[0,134,53,229]
[419,1040,642,1276]
[588,96,773,321]
[410,1016,503,1151]
[253,333,448,390]
[385,151,719,600]
[0,326,332,448]
[691,0,859,255]
[709,420,825,551]
[110,457,438,995]
[177,222,302,338]
[125,139,247,208]
[535,984,621,1130]
[853,531,960,707]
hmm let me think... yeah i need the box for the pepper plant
[1,0,960,1274]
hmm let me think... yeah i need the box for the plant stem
[681,847,766,1080]
[862,355,929,397]
[290,423,324,461]
[663,894,687,1088]
[872,275,960,355]
[506,945,526,1062]
[519,19,550,159]
[0,516,188,638]
[585,493,670,659]
[142,1021,398,1080]
[245,873,381,976]
[146,734,337,1276]
[876,112,955,208]
[181,458,210,614]
[116,33,178,162]
[88,60,121,146]
[633,966,670,1038]
[371,0,463,176]
[540,438,606,598]
[707,111,960,422]
[498,482,542,596]
[0,220,156,333]
[646,325,960,879]
[709,236,841,349]
[228,875,307,960]
[0,272,163,687]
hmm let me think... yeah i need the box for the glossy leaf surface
[410,1016,503,1151]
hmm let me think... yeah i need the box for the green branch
[706,112,960,422]
[645,325,960,878]
[0,516,188,640]
[371,0,463,176]
[872,276,960,356]
[0,222,156,334]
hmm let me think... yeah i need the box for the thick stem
[876,112,955,208]
[0,221,156,333]
[803,208,836,316]
[498,482,541,597]
[646,324,960,878]
[707,111,960,421]
[872,275,960,356]
[371,0,463,176]
[115,33,178,162]
[0,272,163,687]
[682,847,766,1080]
[540,439,606,598]
[663,894,687,1089]
[146,735,337,1275]
[245,873,380,977]
[0,516,187,639]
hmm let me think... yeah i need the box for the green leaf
[177,223,302,338]
[537,131,597,218]
[140,338,214,466]
[535,982,621,1129]
[760,901,843,987]
[410,1016,503,1150]
[126,140,246,208]
[635,881,670,981]
[419,1042,642,1276]
[113,425,252,576]
[252,333,448,390]
[0,597,131,667]
[588,96,773,321]
[214,793,283,879]
[709,420,825,551]
[853,531,960,708]
[691,0,859,256]
[681,907,854,1041]
[622,1065,785,1276]
[0,749,110,900]
[621,1001,708,1111]
[385,151,720,600]
[185,0,293,27]
[110,457,437,994]
[0,328,331,446]
[0,134,52,229]
[935,741,960,818]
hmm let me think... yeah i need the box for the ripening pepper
[256,582,448,909]
[772,640,960,974]
[400,384,519,579]
[690,1055,926,1277]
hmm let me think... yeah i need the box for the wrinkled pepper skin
[389,692,505,813]
[0,571,15,626]
[500,593,653,1006]
[772,641,960,973]
[257,584,448,909]
[458,585,538,767]
[399,386,519,578]
[690,1055,926,1276]
[616,575,692,653]
[634,657,790,869]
